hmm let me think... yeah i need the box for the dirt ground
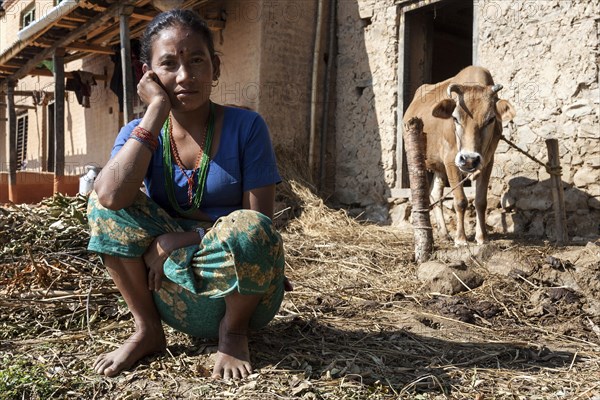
[1,179,599,399]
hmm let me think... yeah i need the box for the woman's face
[147,24,218,112]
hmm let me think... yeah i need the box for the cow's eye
[484,118,495,126]
[452,116,460,125]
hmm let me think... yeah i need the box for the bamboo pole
[403,117,433,262]
[545,138,568,245]
[119,5,135,123]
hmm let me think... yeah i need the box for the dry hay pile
[1,162,599,399]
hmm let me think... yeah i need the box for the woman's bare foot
[94,326,166,377]
[212,319,252,380]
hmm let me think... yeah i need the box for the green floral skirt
[87,191,285,339]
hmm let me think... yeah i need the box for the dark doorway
[430,1,474,84]
[399,0,473,189]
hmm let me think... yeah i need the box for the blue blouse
[110,106,281,221]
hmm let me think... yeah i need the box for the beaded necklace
[162,102,215,215]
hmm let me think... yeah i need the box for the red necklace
[168,115,208,205]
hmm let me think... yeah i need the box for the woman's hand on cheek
[137,70,171,111]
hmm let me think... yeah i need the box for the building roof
[0,0,210,82]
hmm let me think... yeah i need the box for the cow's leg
[446,164,468,245]
[430,172,449,238]
[474,159,494,244]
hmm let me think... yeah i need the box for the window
[16,114,29,170]
[21,4,35,28]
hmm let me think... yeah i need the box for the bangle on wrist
[129,126,158,152]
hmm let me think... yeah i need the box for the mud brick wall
[257,0,317,154]
[208,0,317,154]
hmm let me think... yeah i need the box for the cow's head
[432,83,516,173]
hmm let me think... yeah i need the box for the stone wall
[335,0,599,239]
[476,0,599,240]
[335,0,398,206]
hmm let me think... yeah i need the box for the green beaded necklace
[162,102,215,216]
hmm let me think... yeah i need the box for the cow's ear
[496,99,516,122]
[432,99,455,119]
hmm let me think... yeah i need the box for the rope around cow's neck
[426,121,561,211]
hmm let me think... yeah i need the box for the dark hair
[140,9,215,66]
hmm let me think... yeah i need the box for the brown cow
[403,66,516,245]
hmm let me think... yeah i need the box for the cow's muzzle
[455,151,482,173]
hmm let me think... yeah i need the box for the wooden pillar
[53,48,66,194]
[7,79,17,202]
[120,5,135,123]
[308,0,326,181]
[404,117,433,263]
[546,139,568,245]
[319,0,336,192]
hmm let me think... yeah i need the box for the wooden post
[7,79,17,202]
[404,117,433,262]
[545,138,568,245]
[53,48,65,194]
[120,5,135,123]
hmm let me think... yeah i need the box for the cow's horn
[447,83,461,98]
[491,84,503,94]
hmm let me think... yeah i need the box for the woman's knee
[220,209,282,245]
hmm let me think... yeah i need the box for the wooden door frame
[393,0,478,198]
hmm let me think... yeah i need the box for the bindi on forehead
[151,26,209,61]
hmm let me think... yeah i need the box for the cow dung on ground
[417,260,484,295]
[1,160,599,399]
